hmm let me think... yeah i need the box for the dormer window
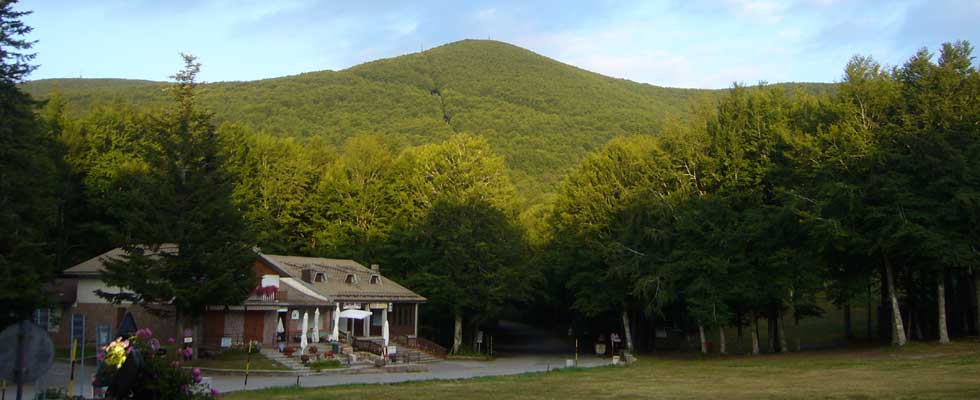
[345,274,357,284]
[314,272,326,283]
[370,275,381,285]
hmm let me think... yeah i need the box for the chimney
[371,264,380,274]
[301,269,313,283]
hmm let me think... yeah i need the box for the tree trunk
[698,323,707,355]
[777,311,788,353]
[938,274,950,344]
[452,313,463,354]
[751,317,760,355]
[843,302,853,341]
[718,326,727,355]
[736,319,744,355]
[767,315,775,353]
[974,268,980,336]
[867,278,873,342]
[883,256,907,346]
[192,316,202,360]
[622,308,634,353]
[794,314,801,352]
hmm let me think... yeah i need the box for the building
[44,246,426,353]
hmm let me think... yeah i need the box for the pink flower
[194,374,202,383]
[170,361,180,368]
[210,388,220,397]
[193,368,201,377]
[96,353,104,361]
[168,337,176,344]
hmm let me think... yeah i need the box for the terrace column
[363,304,370,336]
[414,304,419,336]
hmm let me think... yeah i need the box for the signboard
[220,337,232,348]
[343,303,361,310]
[610,333,621,343]
[387,345,397,355]
[291,310,300,320]
[476,331,484,344]
[368,303,388,310]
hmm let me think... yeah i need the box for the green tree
[0,0,58,327]
[99,55,256,354]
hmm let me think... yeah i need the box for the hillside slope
[22,40,830,196]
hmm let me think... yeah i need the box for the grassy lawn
[55,343,98,360]
[186,349,289,371]
[227,339,980,400]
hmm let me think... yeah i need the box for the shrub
[93,328,220,399]
[307,359,343,372]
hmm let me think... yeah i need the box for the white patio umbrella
[332,303,340,341]
[276,317,285,334]
[312,308,320,344]
[300,311,309,354]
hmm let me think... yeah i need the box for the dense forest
[21,40,832,203]
[4,1,979,356]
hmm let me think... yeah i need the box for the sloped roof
[62,244,179,277]
[261,254,426,303]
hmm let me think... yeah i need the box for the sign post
[70,314,86,397]
[68,339,77,396]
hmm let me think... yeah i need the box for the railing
[394,334,447,358]
[353,337,384,355]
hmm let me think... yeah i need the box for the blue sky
[19,0,980,89]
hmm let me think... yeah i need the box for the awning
[338,309,372,320]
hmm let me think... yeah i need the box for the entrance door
[244,312,265,343]
[204,311,225,347]
[353,317,364,337]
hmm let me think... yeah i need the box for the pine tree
[99,55,256,353]
[0,0,58,328]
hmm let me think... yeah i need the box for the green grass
[226,339,980,400]
[185,348,289,371]
[306,359,344,372]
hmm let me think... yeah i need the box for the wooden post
[414,304,419,336]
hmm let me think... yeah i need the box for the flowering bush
[94,327,219,399]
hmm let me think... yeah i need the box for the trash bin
[331,341,340,354]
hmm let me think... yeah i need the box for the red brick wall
[50,303,178,349]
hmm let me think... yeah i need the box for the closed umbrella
[382,319,390,348]
[312,308,320,344]
[300,311,309,355]
[332,303,340,341]
[276,317,284,334]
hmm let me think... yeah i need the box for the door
[204,311,225,347]
[244,312,265,344]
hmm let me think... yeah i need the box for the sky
[19,0,980,89]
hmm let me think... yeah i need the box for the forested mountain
[21,40,831,199]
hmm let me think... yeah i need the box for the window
[345,274,357,284]
[314,272,326,283]
[370,275,381,285]
[33,308,50,331]
[371,311,383,327]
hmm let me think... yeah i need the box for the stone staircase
[258,348,308,371]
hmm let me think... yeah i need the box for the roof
[62,244,179,277]
[260,254,427,303]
